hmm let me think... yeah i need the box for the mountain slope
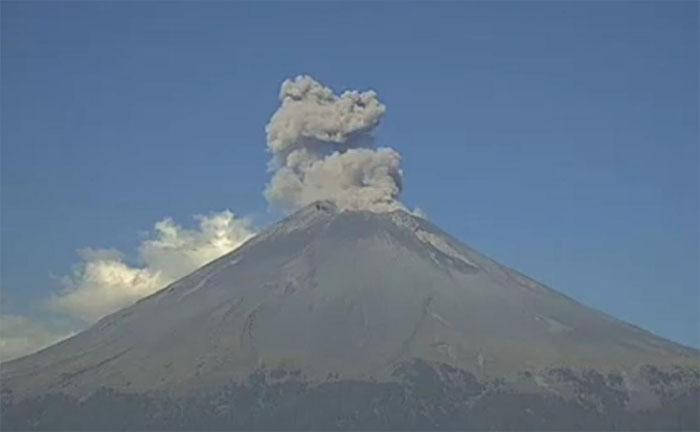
[2,201,698,430]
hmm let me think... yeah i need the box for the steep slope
[2,201,698,430]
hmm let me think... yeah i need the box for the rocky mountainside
[2,201,698,430]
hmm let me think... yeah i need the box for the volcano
[1,201,698,430]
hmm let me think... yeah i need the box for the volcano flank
[2,202,698,430]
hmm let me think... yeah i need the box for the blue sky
[1,2,698,348]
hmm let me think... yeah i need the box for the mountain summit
[2,202,698,430]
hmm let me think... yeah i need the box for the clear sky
[1,2,698,349]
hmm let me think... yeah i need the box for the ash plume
[264,75,405,212]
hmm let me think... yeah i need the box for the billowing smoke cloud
[265,75,405,212]
[50,211,255,323]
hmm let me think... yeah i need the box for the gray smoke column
[264,75,405,212]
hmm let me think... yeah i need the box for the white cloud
[50,250,164,323]
[1,211,255,361]
[50,211,255,323]
[0,314,74,362]
[139,211,254,280]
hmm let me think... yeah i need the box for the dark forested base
[2,360,698,431]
